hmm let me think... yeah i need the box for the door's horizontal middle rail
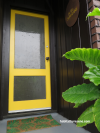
[10,69,47,76]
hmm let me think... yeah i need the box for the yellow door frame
[9,9,51,113]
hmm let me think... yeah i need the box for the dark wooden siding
[0,0,3,120]
[54,0,99,132]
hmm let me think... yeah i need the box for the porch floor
[0,113,91,133]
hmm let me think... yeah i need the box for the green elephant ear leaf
[77,104,94,127]
[74,103,82,108]
[85,62,96,68]
[62,83,100,104]
[93,98,100,132]
[83,66,100,86]
[63,48,100,67]
[86,8,100,20]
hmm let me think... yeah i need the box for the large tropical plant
[62,8,100,132]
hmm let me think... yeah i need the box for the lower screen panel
[14,76,46,101]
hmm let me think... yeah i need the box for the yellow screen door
[8,9,51,113]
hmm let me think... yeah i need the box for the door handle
[46,57,49,60]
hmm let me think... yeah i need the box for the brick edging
[88,0,100,48]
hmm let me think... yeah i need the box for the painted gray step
[0,113,91,133]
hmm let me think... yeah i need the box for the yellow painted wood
[9,9,51,112]
[11,69,47,76]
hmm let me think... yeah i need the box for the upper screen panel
[14,14,45,69]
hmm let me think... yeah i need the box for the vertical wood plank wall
[52,0,99,132]
[0,0,3,120]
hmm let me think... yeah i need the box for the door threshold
[9,107,51,113]
[3,109,57,119]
